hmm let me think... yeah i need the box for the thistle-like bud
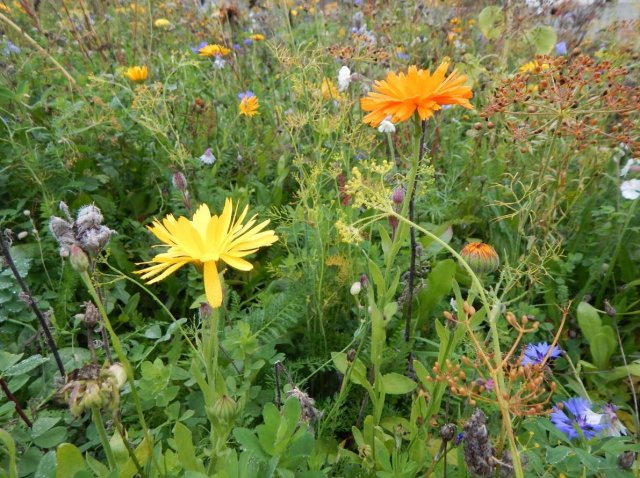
[286,387,320,431]
[463,409,494,477]
[460,242,500,275]
[440,423,457,441]
[82,301,100,328]
[171,172,188,192]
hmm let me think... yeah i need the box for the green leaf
[33,427,68,448]
[34,451,56,478]
[381,373,416,395]
[55,444,87,478]
[546,446,574,465]
[233,428,266,459]
[31,417,61,438]
[417,259,456,326]
[590,328,616,369]
[118,436,151,478]
[0,351,23,373]
[84,454,110,478]
[368,259,385,303]
[527,25,557,54]
[478,6,504,40]
[173,422,205,473]
[577,302,601,343]
[3,355,48,376]
[331,352,368,386]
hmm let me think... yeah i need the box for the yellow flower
[250,34,265,41]
[154,18,171,28]
[136,200,278,308]
[519,60,550,73]
[239,94,260,117]
[0,3,11,13]
[198,43,231,57]
[360,62,473,127]
[124,65,148,82]
[321,78,339,100]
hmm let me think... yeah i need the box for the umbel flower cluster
[49,203,116,258]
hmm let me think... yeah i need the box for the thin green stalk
[79,272,162,476]
[92,407,117,470]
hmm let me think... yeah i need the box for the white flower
[213,56,226,69]
[449,297,458,312]
[621,179,640,200]
[620,158,640,177]
[377,118,396,134]
[199,148,216,165]
[338,65,351,92]
[350,281,362,295]
[600,404,628,437]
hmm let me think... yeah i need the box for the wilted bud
[212,395,237,422]
[440,423,457,441]
[618,451,636,470]
[391,187,406,204]
[460,242,500,275]
[350,281,362,295]
[69,244,89,272]
[82,301,100,327]
[286,387,320,430]
[107,363,127,389]
[463,409,494,476]
[346,348,356,362]
[76,205,104,237]
[17,231,28,240]
[171,172,188,192]
[604,300,616,318]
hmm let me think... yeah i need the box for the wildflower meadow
[1,0,640,477]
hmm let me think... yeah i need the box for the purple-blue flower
[243,38,253,46]
[555,41,568,56]
[550,397,604,440]
[238,91,255,100]
[396,52,410,61]
[521,342,562,366]
[190,41,208,54]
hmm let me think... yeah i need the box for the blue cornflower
[396,52,410,61]
[238,90,255,101]
[521,342,562,366]
[3,41,20,56]
[243,38,253,46]
[550,397,604,440]
[555,42,568,55]
[190,41,208,54]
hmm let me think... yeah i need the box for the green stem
[92,407,116,470]
[79,272,161,476]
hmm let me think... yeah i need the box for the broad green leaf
[478,6,504,40]
[84,454,109,478]
[417,259,456,326]
[173,422,205,473]
[576,302,601,344]
[0,351,23,373]
[527,25,557,54]
[590,329,616,369]
[381,373,416,395]
[55,443,87,478]
[546,445,574,465]
[31,417,61,438]
[4,355,48,376]
[118,436,151,478]
[34,451,56,478]
[368,258,385,303]
[233,428,266,459]
[33,427,67,448]
[331,352,368,386]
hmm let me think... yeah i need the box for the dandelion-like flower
[154,18,172,29]
[124,65,148,82]
[198,43,231,57]
[136,200,277,307]
[250,34,265,41]
[550,397,604,440]
[238,91,260,117]
[360,62,473,127]
[521,342,562,366]
[519,60,550,73]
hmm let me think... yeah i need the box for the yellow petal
[220,254,254,271]
[204,261,223,307]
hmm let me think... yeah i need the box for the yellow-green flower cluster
[344,159,394,210]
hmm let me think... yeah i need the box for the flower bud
[392,187,406,204]
[171,172,188,192]
[69,244,89,272]
[212,395,237,422]
[460,242,499,275]
[350,281,362,295]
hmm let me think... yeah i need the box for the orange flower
[460,242,499,275]
[239,93,260,117]
[360,62,473,127]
